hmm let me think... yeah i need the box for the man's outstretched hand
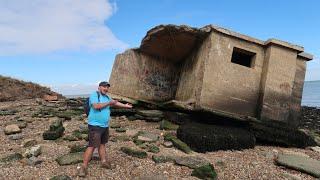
[124,103,133,108]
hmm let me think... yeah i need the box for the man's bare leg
[83,147,95,168]
[99,144,111,168]
[77,146,95,177]
[98,144,107,163]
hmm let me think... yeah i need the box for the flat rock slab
[137,110,164,118]
[174,156,210,169]
[276,153,320,177]
[56,152,83,165]
[137,131,159,142]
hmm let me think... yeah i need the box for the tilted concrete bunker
[109,25,313,127]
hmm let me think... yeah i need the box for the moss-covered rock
[139,143,160,153]
[177,122,255,152]
[0,153,23,163]
[251,122,318,147]
[116,127,127,133]
[175,156,210,169]
[147,144,160,153]
[23,139,37,148]
[110,124,121,129]
[0,109,17,116]
[160,120,179,130]
[54,112,72,120]
[114,135,131,142]
[133,131,159,146]
[72,130,88,140]
[152,155,174,163]
[50,175,72,180]
[164,133,192,154]
[191,164,217,180]
[56,152,83,165]
[69,143,87,153]
[49,119,63,131]
[43,126,65,140]
[120,147,147,159]
[63,134,79,141]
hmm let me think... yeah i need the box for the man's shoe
[77,165,88,177]
[101,161,111,169]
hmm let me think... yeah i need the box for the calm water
[65,81,320,107]
[302,81,320,107]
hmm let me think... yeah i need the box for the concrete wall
[259,45,298,122]
[199,31,265,117]
[288,58,307,126]
[109,49,180,102]
[175,36,211,103]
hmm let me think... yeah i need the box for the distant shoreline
[65,94,89,98]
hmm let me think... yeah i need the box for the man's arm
[113,101,133,109]
[92,100,118,110]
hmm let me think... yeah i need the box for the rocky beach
[0,97,320,180]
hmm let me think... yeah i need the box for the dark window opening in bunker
[231,47,256,68]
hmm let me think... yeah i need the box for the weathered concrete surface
[109,24,313,126]
[259,45,298,123]
[140,24,210,63]
[109,50,180,102]
[199,31,264,117]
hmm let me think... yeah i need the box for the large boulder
[163,111,192,125]
[177,122,255,152]
[251,121,318,147]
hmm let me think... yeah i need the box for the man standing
[78,81,132,177]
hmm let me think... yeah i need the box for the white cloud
[0,0,127,55]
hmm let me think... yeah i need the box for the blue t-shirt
[88,91,112,127]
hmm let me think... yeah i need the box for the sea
[65,81,320,107]
[302,80,320,107]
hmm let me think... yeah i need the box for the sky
[0,0,319,95]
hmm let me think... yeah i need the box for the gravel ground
[0,99,319,180]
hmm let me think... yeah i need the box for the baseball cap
[99,81,110,87]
